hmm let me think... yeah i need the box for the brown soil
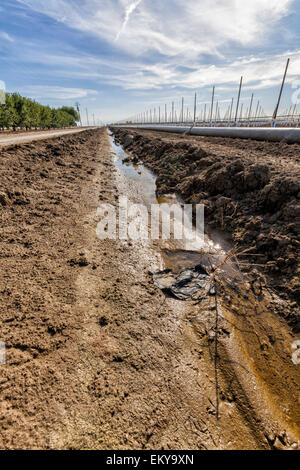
[0,128,299,450]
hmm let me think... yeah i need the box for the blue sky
[0,0,300,123]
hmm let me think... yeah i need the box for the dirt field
[0,128,299,450]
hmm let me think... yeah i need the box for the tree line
[0,93,80,130]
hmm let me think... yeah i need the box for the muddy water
[109,132,300,449]
[110,133,233,276]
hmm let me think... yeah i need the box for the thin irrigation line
[214,283,220,420]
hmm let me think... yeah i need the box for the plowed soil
[0,128,299,450]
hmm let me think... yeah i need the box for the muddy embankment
[111,128,300,332]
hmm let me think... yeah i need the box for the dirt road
[0,128,299,449]
[0,128,91,147]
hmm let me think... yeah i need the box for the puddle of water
[109,133,236,276]
[110,135,158,204]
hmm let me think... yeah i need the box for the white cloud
[0,31,14,42]
[18,85,98,100]
[17,0,292,58]
[22,46,300,95]
[53,51,300,91]
[115,0,142,41]
[12,0,299,120]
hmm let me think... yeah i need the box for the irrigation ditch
[109,126,300,447]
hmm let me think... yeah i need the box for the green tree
[28,100,41,129]
[60,106,79,123]
[40,106,52,129]
[0,94,18,130]
[0,92,80,130]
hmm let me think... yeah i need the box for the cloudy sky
[0,0,300,122]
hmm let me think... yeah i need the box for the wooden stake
[272,58,290,127]
[209,87,215,126]
[234,76,243,126]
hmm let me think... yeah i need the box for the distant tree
[0,94,18,130]
[60,106,79,123]
[51,109,60,128]
[19,101,32,129]
[40,106,52,129]
[29,100,41,129]
[0,93,79,130]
